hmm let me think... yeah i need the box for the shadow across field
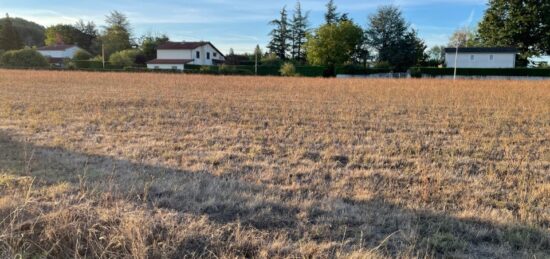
[0,130,548,258]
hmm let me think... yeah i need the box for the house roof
[146,59,194,65]
[37,44,78,51]
[157,41,225,58]
[444,47,518,54]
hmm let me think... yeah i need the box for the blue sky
[1,0,488,54]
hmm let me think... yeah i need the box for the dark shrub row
[410,67,550,78]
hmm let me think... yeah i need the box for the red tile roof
[146,59,194,65]
[158,42,209,50]
[37,44,78,51]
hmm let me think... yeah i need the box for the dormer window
[196,51,200,59]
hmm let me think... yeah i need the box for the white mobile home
[445,47,517,68]
[146,41,225,70]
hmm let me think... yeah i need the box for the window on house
[172,66,178,70]
[207,52,210,60]
[470,55,475,61]
[196,51,200,59]
[154,66,160,69]
[490,55,494,61]
[213,53,217,58]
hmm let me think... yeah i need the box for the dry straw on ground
[0,70,549,258]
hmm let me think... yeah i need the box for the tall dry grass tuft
[0,69,549,258]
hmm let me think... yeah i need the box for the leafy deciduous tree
[140,34,169,61]
[448,27,482,47]
[478,0,550,66]
[102,11,132,58]
[305,20,364,66]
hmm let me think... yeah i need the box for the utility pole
[255,50,258,76]
[453,44,458,81]
[102,43,105,69]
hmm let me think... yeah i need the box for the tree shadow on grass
[0,130,548,258]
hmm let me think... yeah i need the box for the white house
[445,47,517,68]
[37,44,83,66]
[146,41,225,71]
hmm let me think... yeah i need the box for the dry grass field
[0,69,549,258]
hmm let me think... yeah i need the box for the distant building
[445,47,517,68]
[146,41,225,71]
[37,44,83,67]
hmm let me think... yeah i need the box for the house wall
[190,44,225,66]
[38,47,81,59]
[157,44,224,66]
[445,53,516,68]
[157,50,193,60]
[146,64,184,71]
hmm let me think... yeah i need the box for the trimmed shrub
[109,49,143,67]
[280,63,296,77]
[295,66,326,77]
[335,65,392,76]
[0,48,49,68]
[73,49,93,61]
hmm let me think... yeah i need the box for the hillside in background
[0,17,45,47]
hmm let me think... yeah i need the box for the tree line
[263,0,550,70]
[264,1,428,72]
[1,0,549,69]
[0,11,170,67]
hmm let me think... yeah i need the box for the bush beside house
[0,48,49,68]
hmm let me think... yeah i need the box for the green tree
[426,45,445,65]
[45,22,99,53]
[102,11,132,58]
[0,14,23,51]
[290,1,309,62]
[305,20,364,66]
[267,7,290,60]
[0,17,45,47]
[140,34,169,61]
[365,5,425,71]
[74,20,99,54]
[0,48,49,67]
[478,0,550,66]
[45,25,81,45]
[324,0,340,25]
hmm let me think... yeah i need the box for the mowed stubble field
[0,69,549,258]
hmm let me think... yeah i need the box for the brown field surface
[0,69,549,258]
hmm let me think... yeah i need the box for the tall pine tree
[0,14,23,51]
[290,1,309,62]
[268,7,290,60]
[325,0,340,25]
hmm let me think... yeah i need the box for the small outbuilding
[445,47,517,68]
